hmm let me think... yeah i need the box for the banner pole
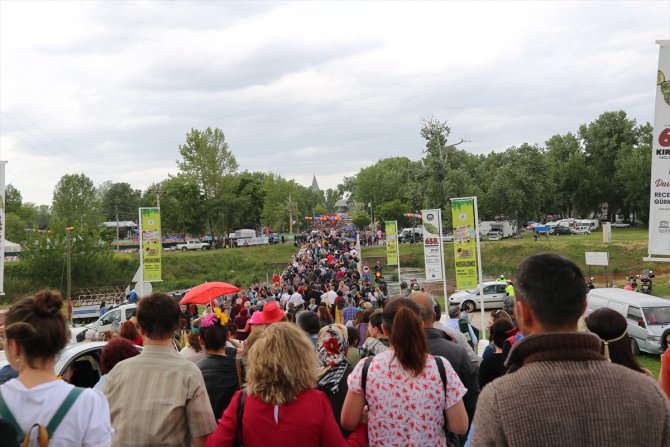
[439,208,448,306]
[395,220,401,292]
[138,208,144,298]
[473,197,485,335]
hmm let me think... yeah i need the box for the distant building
[334,192,352,214]
[311,175,320,192]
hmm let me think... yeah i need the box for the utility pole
[115,205,120,251]
[66,227,73,322]
[287,194,294,235]
[156,189,161,209]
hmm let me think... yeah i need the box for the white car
[610,222,631,228]
[573,225,591,235]
[75,304,138,342]
[448,281,509,312]
[0,342,107,387]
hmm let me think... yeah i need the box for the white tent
[4,240,20,253]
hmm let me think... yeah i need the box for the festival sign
[139,207,162,282]
[451,199,478,290]
[422,209,444,281]
[385,221,399,266]
[0,161,6,295]
[648,40,670,259]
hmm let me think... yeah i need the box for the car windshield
[643,307,670,325]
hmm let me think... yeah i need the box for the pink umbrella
[179,281,241,305]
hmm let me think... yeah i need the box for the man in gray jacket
[413,294,480,423]
[472,254,670,446]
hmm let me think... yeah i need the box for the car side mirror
[638,319,646,328]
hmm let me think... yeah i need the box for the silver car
[448,281,509,312]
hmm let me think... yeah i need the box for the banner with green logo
[140,207,162,282]
[385,221,399,266]
[451,199,478,290]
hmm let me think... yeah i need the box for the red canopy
[179,281,241,305]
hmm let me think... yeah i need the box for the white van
[76,303,137,342]
[586,288,670,355]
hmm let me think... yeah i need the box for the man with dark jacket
[472,254,670,446]
[412,294,480,423]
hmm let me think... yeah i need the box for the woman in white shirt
[0,290,112,446]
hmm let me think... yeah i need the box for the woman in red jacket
[206,322,367,447]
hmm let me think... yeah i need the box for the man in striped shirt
[104,293,216,447]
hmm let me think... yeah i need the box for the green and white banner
[385,221,399,266]
[140,207,162,282]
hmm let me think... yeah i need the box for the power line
[1,94,88,166]
[1,111,72,162]
[0,123,73,171]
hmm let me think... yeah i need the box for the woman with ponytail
[341,296,468,446]
[0,290,112,446]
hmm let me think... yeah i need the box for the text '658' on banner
[451,199,478,290]
[140,207,162,282]
[422,209,444,281]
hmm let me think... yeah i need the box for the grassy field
[362,228,670,297]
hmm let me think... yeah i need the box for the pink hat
[260,301,285,324]
[250,310,264,325]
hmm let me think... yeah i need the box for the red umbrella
[179,281,241,305]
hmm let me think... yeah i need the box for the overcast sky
[1,1,669,207]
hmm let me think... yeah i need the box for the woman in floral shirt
[341,297,468,446]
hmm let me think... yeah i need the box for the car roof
[588,288,670,307]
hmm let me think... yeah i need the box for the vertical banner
[422,209,444,281]
[385,221,398,265]
[648,40,670,259]
[139,207,162,282]
[451,198,478,290]
[0,161,6,295]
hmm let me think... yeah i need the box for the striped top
[104,344,217,447]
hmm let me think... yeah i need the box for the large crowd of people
[1,229,670,446]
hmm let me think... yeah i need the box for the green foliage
[352,213,371,230]
[101,182,142,222]
[5,184,22,214]
[5,213,26,243]
[375,199,411,227]
[353,157,413,209]
[161,176,205,236]
[51,174,102,228]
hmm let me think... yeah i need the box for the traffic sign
[362,264,370,274]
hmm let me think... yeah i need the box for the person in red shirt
[205,323,367,447]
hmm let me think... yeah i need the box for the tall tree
[160,176,205,237]
[101,182,142,222]
[5,184,22,214]
[579,111,638,221]
[177,127,239,232]
[51,173,102,228]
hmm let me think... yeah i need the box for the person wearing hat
[259,301,286,325]
[497,275,505,283]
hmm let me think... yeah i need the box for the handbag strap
[233,390,246,447]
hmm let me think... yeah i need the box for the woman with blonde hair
[205,322,367,446]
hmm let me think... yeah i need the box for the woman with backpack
[0,290,112,446]
[341,297,469,446]
[205,323,367,446]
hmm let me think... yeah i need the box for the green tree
[5,184,22,214]
[161,176,205,237]
[579,111,638,221]
[51,174,102,229]
[352,214,371,230]
[615,122,653,224]
[5,213,26,242]
[488,144,550,231]
[261,174,304,232]
[101,182,142,222]
[353,157,413,209]
[177,127,239,233]
[375,199,411,227]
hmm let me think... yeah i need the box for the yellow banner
[451,199,478,290]
[385,221,398,266]
[141,208,162,282]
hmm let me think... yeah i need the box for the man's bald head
[411,293,437,324]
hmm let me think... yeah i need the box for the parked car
[552,225,574,235]
[176,240,211,251]
[442,233,454,242]
[76,303,138,342]
[573,225,591,235]
[610,222,631,228]
[448,281,508,312]
[399,228,423,243]
[488,231,503,241]
[586,288,670,355]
